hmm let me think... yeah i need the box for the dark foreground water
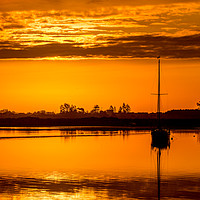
[0,128,199,199]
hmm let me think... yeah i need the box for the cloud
[88,0,104,4]
[0,2,199,59]
[1,0,200,12]
[1,34,199,59]
[3,24,25,29]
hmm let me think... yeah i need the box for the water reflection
[0,175,155,199]
[0,129,199,199]
[151,144,170,200]
[0,173,199,199]
[60,129,131,136]
[0,128,135,139]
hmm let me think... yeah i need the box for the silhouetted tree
[125,104,131,113]
[77,107,85,113]
[122,103,126,113]
[121,103,131,113]
[106,105,116,115]
[0,109,9,114]
[59,102,131,114]
[64,103,70,112]
[60,103,77,113]
[69,105,77,112]
[60,104,70,113]
[197,101,200,109]
[91,105,100,113]
[60,105,65,113]
[118,106,122,113]
[109,105,114,112]
[37,110,46,114]
[107,105,116,113]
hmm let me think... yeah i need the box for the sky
[0,0,200,112]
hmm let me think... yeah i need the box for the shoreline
[0,125,199,131]
[0,118,199,129]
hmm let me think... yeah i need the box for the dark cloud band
[1,34,199,59]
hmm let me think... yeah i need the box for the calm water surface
[0,128,199,199]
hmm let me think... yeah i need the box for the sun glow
[1,2,200,59]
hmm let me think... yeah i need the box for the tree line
[0,100,199,118]
[60,103,131,114]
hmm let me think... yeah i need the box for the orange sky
[0,0,199,112]
[0,59,199,113]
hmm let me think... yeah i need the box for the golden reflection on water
[0,129,199,199]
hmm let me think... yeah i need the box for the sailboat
[151,56,170,149]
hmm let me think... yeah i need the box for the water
[0,128,199,199]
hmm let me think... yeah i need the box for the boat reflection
[152,134,170,200]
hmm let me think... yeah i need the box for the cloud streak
[0,2,199,59]
[1,34,200,59]
[1,0,200,11]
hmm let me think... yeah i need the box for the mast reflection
[152,136,170,200]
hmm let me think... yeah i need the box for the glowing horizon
[0,0,199,112]
[0,59,199,113]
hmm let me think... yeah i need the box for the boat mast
[157,56,161,129]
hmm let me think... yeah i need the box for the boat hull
[151,129,170,149]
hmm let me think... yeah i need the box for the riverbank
[0,117,199,129]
